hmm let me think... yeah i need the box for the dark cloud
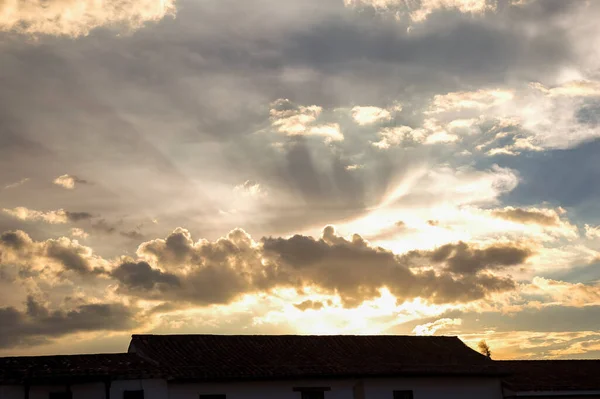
[425,241,532,275]
[125,226,526,307]
[138,227,194,265]
[120,230,145,240]
[43,240,92,274]
[111,261,180,291]
[0,230,31,251]
[491,208,560,226]
[0,296,136,349]
[65,211,94,222]
[259,226,520,305]
[91,219,118,234]
[294,300,326,311]
[0,230,100,275]
[0,226,531,308]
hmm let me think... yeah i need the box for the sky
[1,0,600,360]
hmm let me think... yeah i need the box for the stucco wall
[1,376,502,399]
[363,377,503,399]
[0,379,167,399]
[170,376,504,399]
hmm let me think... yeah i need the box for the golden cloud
[269,99,343,142]
[0,0,175,37]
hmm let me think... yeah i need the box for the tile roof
[0,353,162,384]
[129,334,503,381]
[501,360,600,392]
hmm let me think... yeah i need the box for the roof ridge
[131,334,460,338]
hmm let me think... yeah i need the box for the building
[501,360,600,398]
[0,353,165,399]
[0,335,506,399]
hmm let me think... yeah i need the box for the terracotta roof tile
[129,334,501,381]
[0,353,162,384]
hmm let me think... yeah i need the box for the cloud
[547,336,600,357]
[531,80,600,98]
[111,261,180,291]
[342,0,533,23]
[372,117,480,149]
[413,318,462,336]
[43,237,94,274]
[0,230,34,255]
[234,180,266,198]
[343,0,492,22]
[523,277,600,307]
[120,230,145,240]
[585,224,600,240]
[345,164,364,171]
[270,99,343,142]
[0,0,175,37]
[3,178,29,190]
[491,207,563,226]
[261,226,520,306]
[294,300,327,311]
[2,207,69,224]
[133,225,523,307]
[351,106,395,125]
[70,228,89,239]
[372,126,426,149]
[426,89,514,114]
[91,219,118,234]
[53,174,88,190]
[0,230,103,275]
[65,211,94,222]
[0,296,136,348]
[2,207,93,224]
[434,79,600,152]
[421,241,533,275]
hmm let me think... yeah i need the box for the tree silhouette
[478,340,492,358]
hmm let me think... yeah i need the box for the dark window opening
[123,390,144,399]
[293,387,331,399]
[301,392,324,399]
[393,390,414,399]
[49,393,72,399]
[199,395,226,399]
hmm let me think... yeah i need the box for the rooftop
[0,353,162,384]
[129,334,501,381]
[501,359,600,392]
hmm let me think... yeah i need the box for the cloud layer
[2,0,600,359]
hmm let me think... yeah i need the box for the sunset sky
[2,0,600,359]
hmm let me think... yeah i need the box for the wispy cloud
[3,207,69,224]
[234,180,267,199]
[2,207,93,224]
[3,178,29,190]
[413,318,462,336]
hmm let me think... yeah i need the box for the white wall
[169,376,504,399]
[1,376,503,399]
[363,376,504,399]
[0,379,167,399]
